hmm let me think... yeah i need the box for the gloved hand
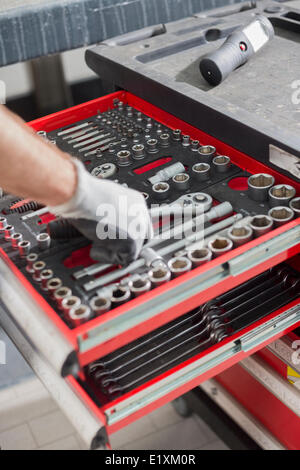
[49,159,153,265]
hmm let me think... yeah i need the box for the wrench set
[0,98,299,333]
[85,264,300,399]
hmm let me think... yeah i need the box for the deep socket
[268,184,296,208]
[26,253,38,273]
[248,174,275,202]
[11,233,23,249]
[4,225,14,240]
[36,233,51,251]
[18,240,31,258]
[117,150,131,166]
[147,139,159,153]
[172,129,181,141]
[249,215,274,237]
[198,145,216,164]
[132,144,145,160]
[0,217,7,229]
[47,278,63,297]
[172,173,190,191]
[33,261,46,282]
[40,269,54,290]
[268,207,294,227]
[54,287,72,309]
[159,133,171,147]
[192,163,211,181]
[62,296,81,318]
[212,155,231,173]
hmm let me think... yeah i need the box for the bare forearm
[0,106,76,206]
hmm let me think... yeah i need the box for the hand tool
[208,236,233,257]
[33,261,46,282]
[26,253,39,273]
[36,233,51,250]
[168,257,192,277]
[90,296,111,315]
[54,287,72,310]
[69,305,92,327]
[249,214,273,237]
[47,278,63,297]
[85,212,241,292]
[212,155,231,173]
[11,233,23,249]
[62,296,81,318]
[200,15,274,86]
[192,163,211,181]
[227,224,253,247]
[148,265,171,287]
[4,225,14,240]
[152,182,170,200]
[40,269,54,291]
[268,206,294,227]
[18,240,31,257]
[269,184,296,208]
[198,145,216,163]
[248,173,275,202]
[172,173,190,191]
[148,162,185,185]
[128,276,152,297]
[187,248,212,267]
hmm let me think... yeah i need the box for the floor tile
[199,439,230,450]
[39,435,80,450]
[29,410,75,447]
[148,403,183,430]
[0,423,37,450]
[110,414,156,449]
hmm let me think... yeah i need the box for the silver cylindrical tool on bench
[11,233,23,249]
[268,206,294,227]
[248,174,275,202]
[36,233,51,250]
[129,276,152,297]
[40,269,54,291]
[62,296,81,318]
[111,286,131,306]
[249,215,274,237]
[148,162,185,185]
[168,257,192,277]
[148,265,171,287]
[18,240,31,257]
[54,287,72,310]
[152,182,170,200]
[268,184,296,208]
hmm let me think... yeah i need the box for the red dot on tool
[239,42,247,52]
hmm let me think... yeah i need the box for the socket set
[85,263,300,400]
[0,95,300,334]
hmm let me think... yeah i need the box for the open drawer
[0,91,300,379]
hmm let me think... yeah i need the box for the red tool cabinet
[1,90,300,449]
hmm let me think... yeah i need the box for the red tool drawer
[0,91,300,445]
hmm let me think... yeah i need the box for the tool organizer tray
[1,80,300,446]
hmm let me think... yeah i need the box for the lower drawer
[65,258,300,438]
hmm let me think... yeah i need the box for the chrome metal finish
[152,182,170,200]
[172,173,190,191]
[192,163,211,181]
[40,269,54,291]
[248,173,275,202]
[168,257,192,277]
[18,240,31,257]
[111,286,131,306]
[290,197,300,217]
[269,184,296,208]
[198,145,216,163]
[249,215,274,237]
[90,296,111,315]
[54,287,72,310]
[11,233,23,249]
[69,305,92,327]
[268,206,294,227]
[212,155,231,173]
[187,248,212,267]
[228,224,253,247]
[208,237,233,257]
[129,277,152,297]
[36,233,51,251]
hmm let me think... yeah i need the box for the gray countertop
[0,0,235,66]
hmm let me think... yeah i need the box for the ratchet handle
[200,31,254,86]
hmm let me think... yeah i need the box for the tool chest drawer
[0,91,300,444]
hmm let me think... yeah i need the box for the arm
[0,105,76,206]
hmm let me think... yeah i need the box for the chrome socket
[228,224,253,247]
[159,133,171,147]
[36,233,51,251]
[90,296,111,315]
[268,184,296,208]
[40,269,54,291]
[148,265,171,287]
[147,138,159,154]
[4,225,14,240]
[198,145,216,164]
[187,248,212,267]
[208,237,233,258]
[152,182,170,200]
[69,305,92,327]
[0,216,7,230]
[212,155,231,173]
[117,150,131,166]
[172,129,181,141]
[168,257,192,277]
[18,240,31,258]
[129,277,152,297]
[192,163,211,182]
[26,253,38,273]
[148,162,185,185]
[289,197,300,217]
[54,286,72,309]
[248,174,275,202]
[46,277,63,297]
[62,296,81,318]
[172,173,190,191]
[132,144,145,160]
[32,260,47,282]
[111,286,131,306]
[249,215,274,237]
[191,140,199,152]
[268,206,294,227]
[11,233,23,249]
[181,135,190,147]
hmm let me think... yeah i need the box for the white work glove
[49,159,153,265]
